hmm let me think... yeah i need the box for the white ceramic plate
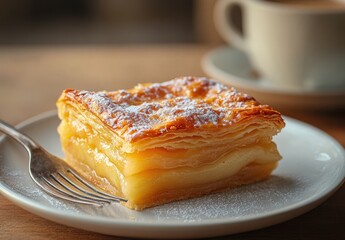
[202,46,345,110]
[0,111,344,239]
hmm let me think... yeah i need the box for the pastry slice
[56,76,285,210]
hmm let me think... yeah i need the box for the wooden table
[0,45,344,239]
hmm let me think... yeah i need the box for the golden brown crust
[57,76,286,210]
[57,76,285,143]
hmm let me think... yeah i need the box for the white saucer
[0,111,344,238]
[202,46,345,110]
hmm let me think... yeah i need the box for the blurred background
[0,0,229,123]
[0,0,224,45]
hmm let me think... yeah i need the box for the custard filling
[58,104,281,208]
[56,77,285,210]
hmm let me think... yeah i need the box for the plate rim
[1,111,344,237]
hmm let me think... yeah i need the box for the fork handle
[0,119,39,153]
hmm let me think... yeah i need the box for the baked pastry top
[61,76,284,149]
[57,76,285,210]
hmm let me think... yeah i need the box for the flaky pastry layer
[57,76,285,210]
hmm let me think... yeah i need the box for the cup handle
[214,0,247,52]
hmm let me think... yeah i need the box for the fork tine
[41,176,103,207]
[56,172,122,203]
[67,169,127,202]
[49,174,112,204]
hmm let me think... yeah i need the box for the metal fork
[0,119,127,207]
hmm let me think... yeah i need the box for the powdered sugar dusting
[63,76,273,142]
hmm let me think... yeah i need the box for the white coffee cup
[214,0,345,91]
